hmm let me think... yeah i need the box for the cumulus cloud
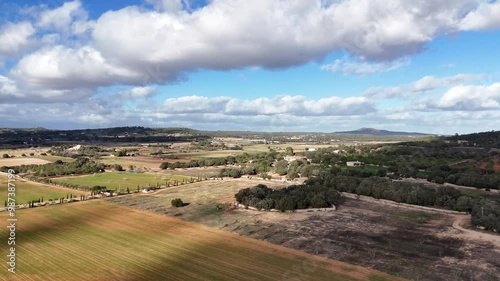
[0,75,21,98]
[8,0,495,96]
[0,22,35,57]
[321,57,409,75]
[364,73,484,99]
[459,1,500,31]
[11,45,142,90]
[162,95,374,116]
[37,0,87,32]
[431,83,500,110]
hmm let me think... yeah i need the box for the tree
[114,149,127,157]
[285,147,294,155]
[274,160,289,175]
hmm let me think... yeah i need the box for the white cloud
[0,22,35,56]
[364,73,484,99]
[7,0,488,94]
[121,86,157,99]
[37,0,86,32]
[459,1,500,31]
[11,45,142,90]
[321,57,408,75]
[432,83,500,110]
[162,95,374,116]
[0,75,21,98]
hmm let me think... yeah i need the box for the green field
[0,175,87,204]
[0,200,404,281]
[52,172,191,192]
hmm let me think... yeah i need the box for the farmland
[0,157,51,166]
[52,172,191,192]
[0,174,87,204]
[0,200,403,281]
[109,178,500,281]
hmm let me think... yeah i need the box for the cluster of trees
[235,184,342,212]
[304,133,499,190]
[307,171,499,232]
[160,151,285,170]
[0,157,105,177]
[48,145,108,158]
[218,168,243,178]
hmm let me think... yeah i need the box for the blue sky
[1,0,500,134]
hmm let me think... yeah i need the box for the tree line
[0,157,105,177]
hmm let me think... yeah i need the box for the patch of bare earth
[0,157,51,166]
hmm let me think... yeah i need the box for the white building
[346,161,364,167]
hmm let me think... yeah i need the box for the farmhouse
[346,161,364,167]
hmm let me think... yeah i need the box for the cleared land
[52,172,192,192]
[109,178,500,281]
[99,155,173,170]
[0,157,51,166]
[0,200,404,281]
[0,175,87,204]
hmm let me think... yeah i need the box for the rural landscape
[2,0,500,280]
[0,127,499,280]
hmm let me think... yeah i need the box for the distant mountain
[334,128,432,136]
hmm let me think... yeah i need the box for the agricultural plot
[52,172,191,192]
[0,175,87,204]
[0,200,404,281]
[99,155,170,169]
[109,179,500,281]
[0,157,51,166]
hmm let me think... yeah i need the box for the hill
[335,127,432,136]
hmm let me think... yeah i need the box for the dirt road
[450,215,500,248]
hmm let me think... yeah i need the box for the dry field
[0,157,51,166]
[99,155,173,170]
[108,178,500,281]
[0,200,403,281]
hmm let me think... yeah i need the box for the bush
[2,154,9,158]
[113,164,124,171]
[171,198,185,207]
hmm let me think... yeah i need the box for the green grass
[0,200,402,281]
[52,172,191,192]
[0,175,86,204]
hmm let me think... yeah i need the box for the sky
[0,0,500,134]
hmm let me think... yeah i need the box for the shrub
[171,198,184,207]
